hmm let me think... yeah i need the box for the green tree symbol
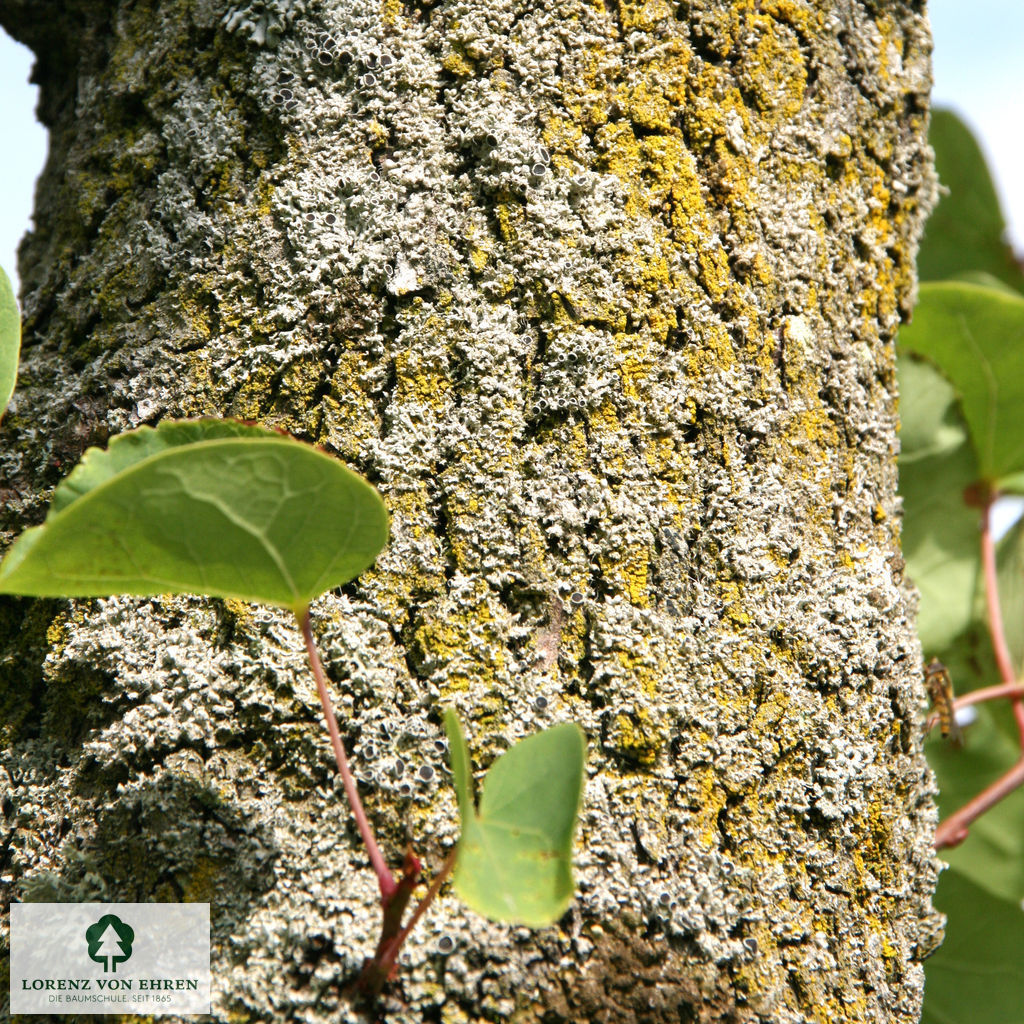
[85,915,134,973]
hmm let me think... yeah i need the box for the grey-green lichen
[223,0,300,45]
[0,0,940,1021]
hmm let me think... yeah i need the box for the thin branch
[371,846,422,966]
[981,501,1016,686]
[953,681,1024,712]
[935,756,1024,849]
[298,609,397,901]
[980,501,1024,743]
[356,847,457,999]
[375,847,458,979]
[934,501,1024,850]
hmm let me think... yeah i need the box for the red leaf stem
[980,501,1024,743]
[935,756,1024,849]
[933,498,1024,849]
[298,609,397,901]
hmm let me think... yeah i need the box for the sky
[0,2,1022,290]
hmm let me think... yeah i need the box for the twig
[935,755,1024,849]
[980,501,1024,743]
[933,499,1024,850]
[298,609,397,900]
[954,681,1024,712]
[359,846,422,996]
[378,849,458,980]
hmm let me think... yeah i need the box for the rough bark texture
[0,0,942,1021]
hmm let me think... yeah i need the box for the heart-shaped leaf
[50,418,276,514]
[898,282,1024,489]
[444,710,585,927]
[0,264,19,420]
[0,418,389,613]
[918,109,1024,294]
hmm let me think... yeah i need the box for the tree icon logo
[85,914,134,972]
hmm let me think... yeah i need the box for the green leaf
[918,109,1024,294]
[0,419,389,613]
[898,281,1024,488]
[0,264,19,420]
[951,271,1024,298]
[994,470,1024,494]
[52,418,278,515]
[908,481,1024,697]
[445,707,475,823]
[897,353,982,653]
[922,866,1024,1024]
[444,710,586,927]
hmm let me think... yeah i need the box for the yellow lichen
[393,348,453,411]
[45,614,72,659]
[610,707,664,766]
[441,49,475,78]
[231,365,276,421]
[415,585,506,699]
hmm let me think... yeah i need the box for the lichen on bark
[0,0,941,1021]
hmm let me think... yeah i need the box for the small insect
[925,657,964,747]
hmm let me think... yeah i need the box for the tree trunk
[0,1,942,1021]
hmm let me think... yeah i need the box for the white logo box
[10,903,210,1015]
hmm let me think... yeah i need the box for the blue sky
[1,2,1022,291]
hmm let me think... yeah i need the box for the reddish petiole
[297,609,454,997]
[934,497,1024,849]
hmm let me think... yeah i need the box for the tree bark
[0,1,942,1021]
